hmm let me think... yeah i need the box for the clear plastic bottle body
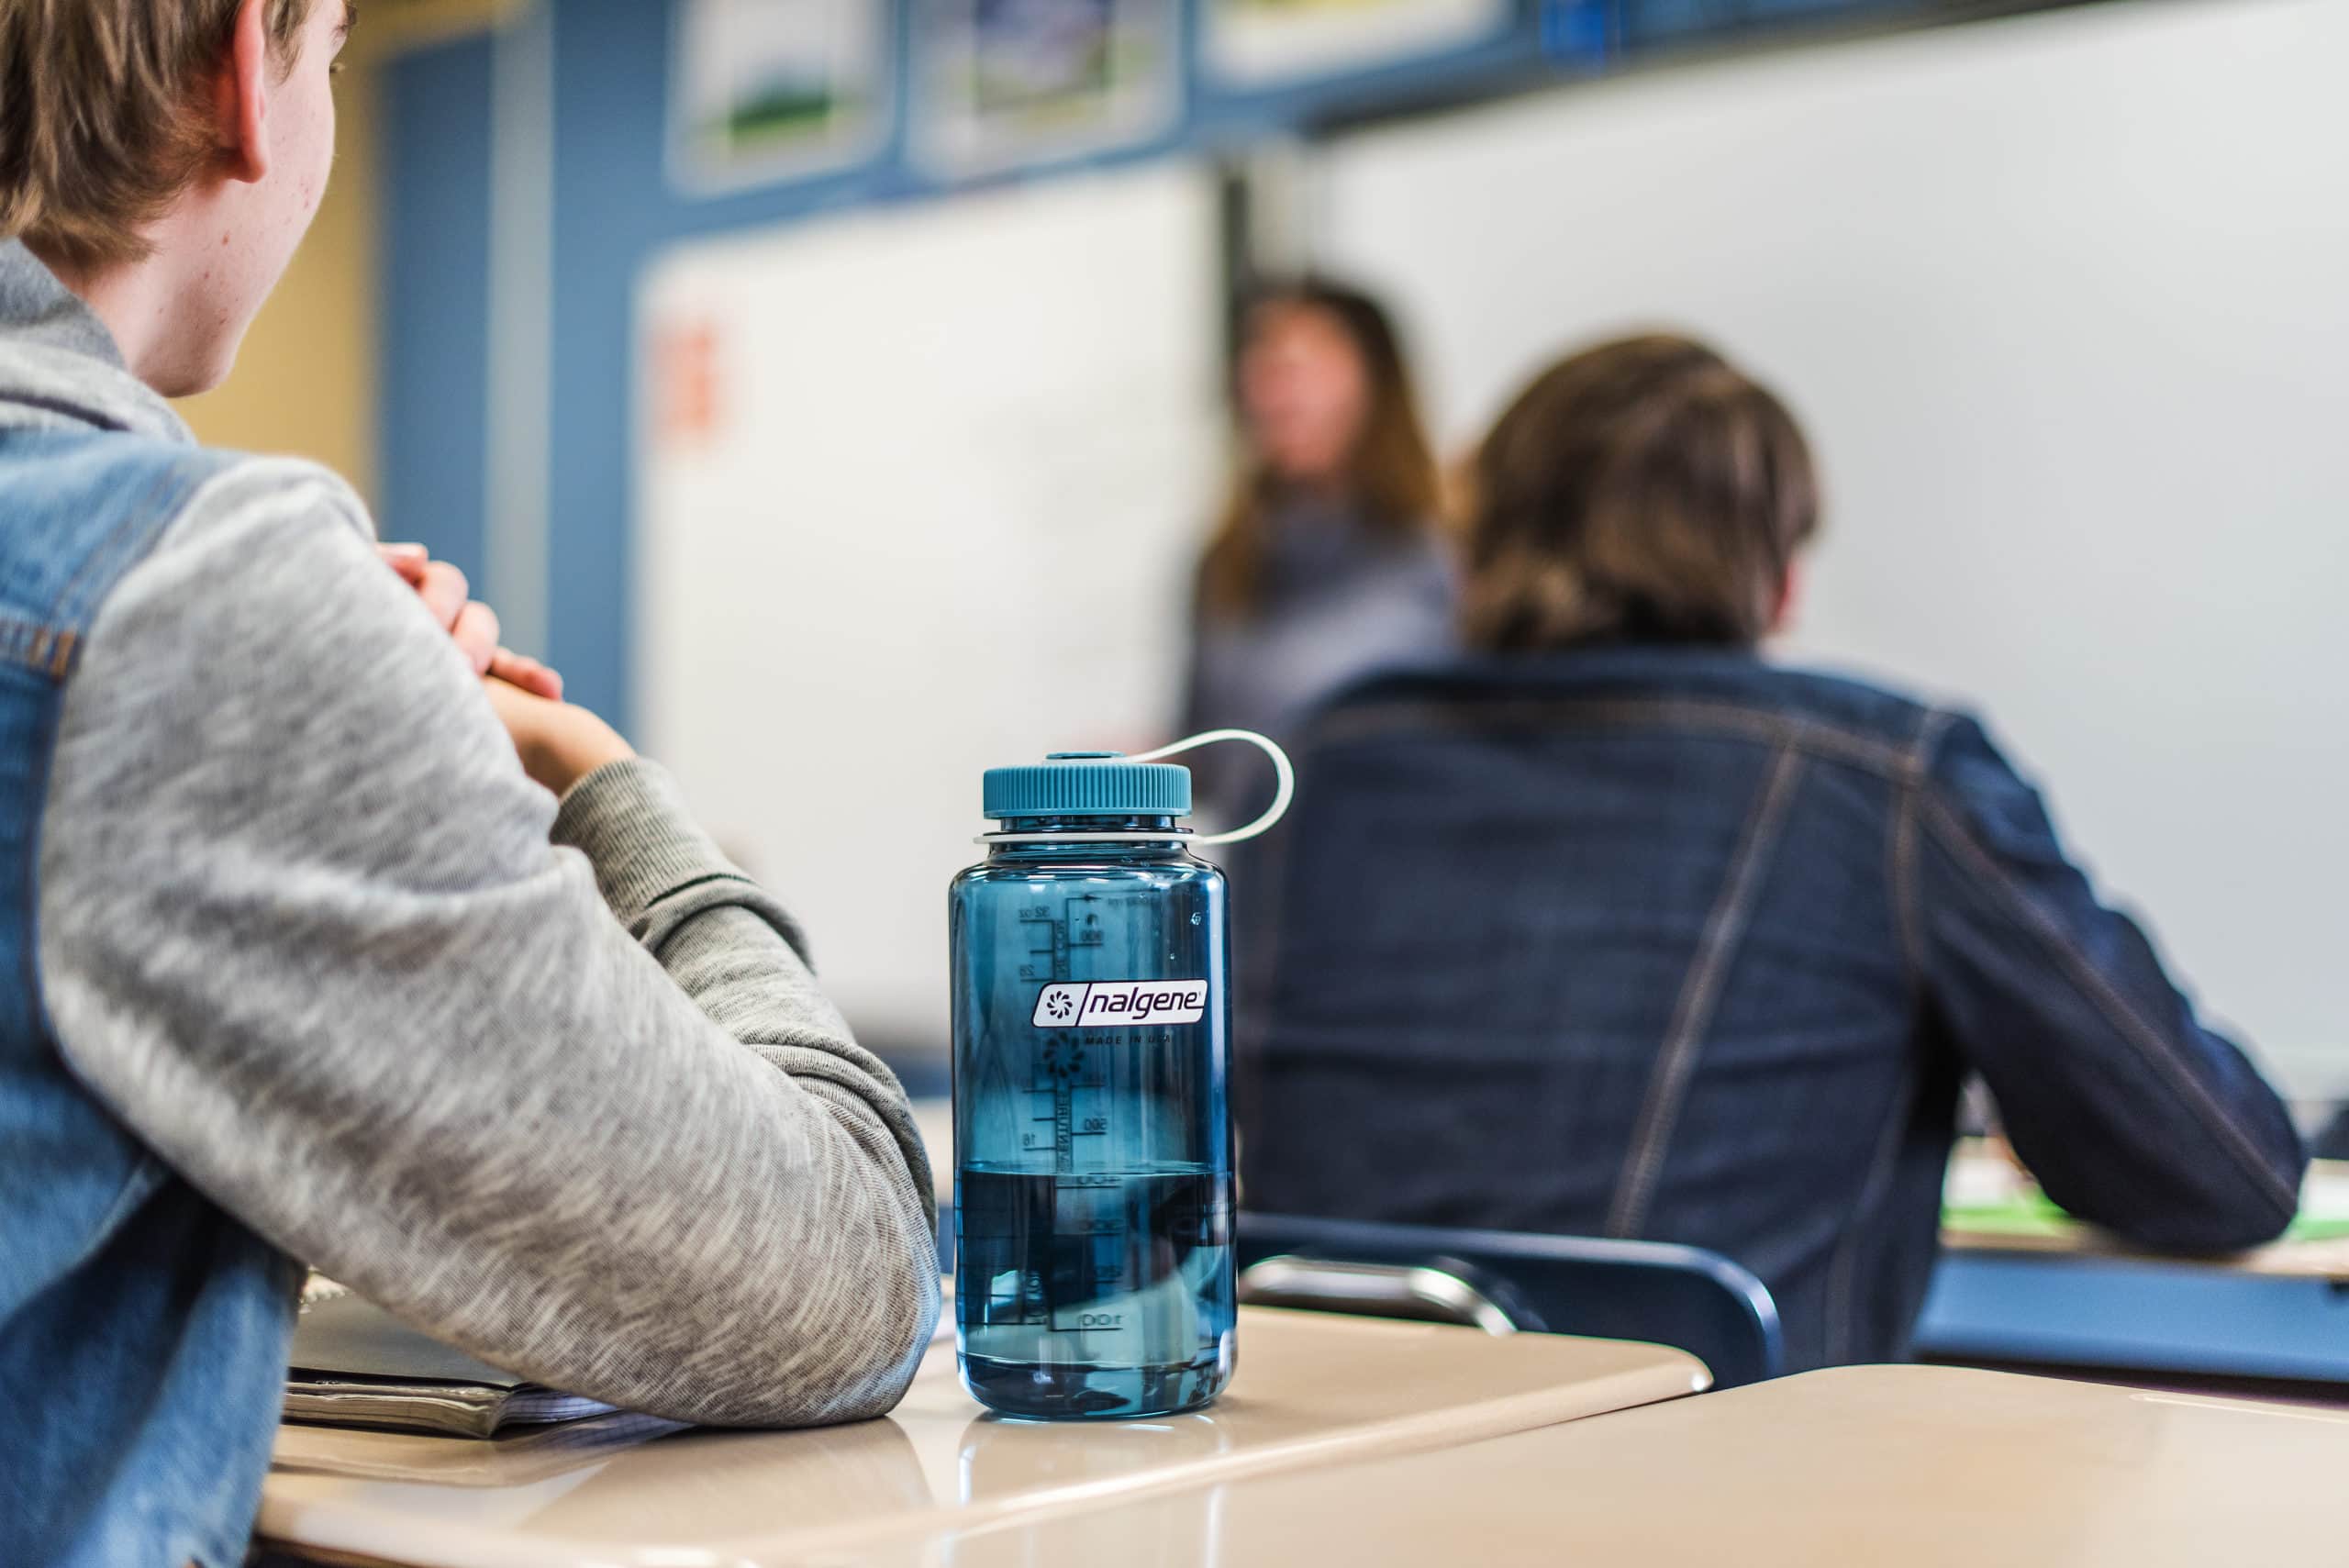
[949,815,1235,1419]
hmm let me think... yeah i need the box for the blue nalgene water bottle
[950,736,1287,1419]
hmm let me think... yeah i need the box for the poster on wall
[1203,0,1512,86]
[915,0,1181,177]
[670,0,891,194]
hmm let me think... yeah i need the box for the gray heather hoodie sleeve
[34,458,941,1427]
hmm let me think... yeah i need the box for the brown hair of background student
[1459,333,1820,651]
[1197,278,1445,619]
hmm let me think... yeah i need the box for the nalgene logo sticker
[1032,980,1208,1029]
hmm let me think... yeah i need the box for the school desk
[916,1103,2349,1386]
[862,1364,2348,1568]
[255,1305,1704,1568]
[1922,1146,2349,1386]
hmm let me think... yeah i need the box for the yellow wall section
[174,0,526,510]
[175,50,381,506]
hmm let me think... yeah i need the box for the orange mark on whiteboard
[654,319,723,448]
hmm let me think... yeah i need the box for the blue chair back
[1236,1212,1785,1388]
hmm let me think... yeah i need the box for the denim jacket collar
[0,240,191,444]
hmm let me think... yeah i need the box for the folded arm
[38,461,939,1426]
[1913,715,2304,1250]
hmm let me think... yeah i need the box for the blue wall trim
[379,33,495,589]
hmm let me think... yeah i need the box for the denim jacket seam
[20,448,393,677]
[1823,1062,1919,1363]
[0,611,77,679]
[1310,696,1914,779]
[1890,710,1957,995]
[49,457,190,635]
[0,436,199,674]
[1605,743,1809,1239]
[1917,794,2298,1218]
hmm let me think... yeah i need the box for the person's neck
[32,208,219,394]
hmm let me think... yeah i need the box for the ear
[211,0,274,184]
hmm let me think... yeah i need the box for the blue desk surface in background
[1917,1251,2349,1386]
[1921,1151,2349,1386]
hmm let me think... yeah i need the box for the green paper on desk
[1945,1189,2349,1244]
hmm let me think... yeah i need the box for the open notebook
[287,1285,615,1440]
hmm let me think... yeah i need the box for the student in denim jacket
[1241,333,2304,1372]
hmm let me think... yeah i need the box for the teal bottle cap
[984,751,1192,819]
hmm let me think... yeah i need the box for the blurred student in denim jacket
[1241,333,2304,1372]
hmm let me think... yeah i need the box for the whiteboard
[1316,0,2349,1090]
[637,165,1225,1055]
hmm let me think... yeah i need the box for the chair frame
[1236,1211,1786,1386]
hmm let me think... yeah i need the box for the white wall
[636,166,1225,1055]
[1317,0,2349,1090]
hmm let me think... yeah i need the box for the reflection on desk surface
[272,1411,689,1489]
[260,1307,1703,1567]
[861,1365,2349,1568]
[1943,1140,2349,1277]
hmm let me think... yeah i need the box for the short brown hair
[1459,333,1820,651]
[0,0,318,272]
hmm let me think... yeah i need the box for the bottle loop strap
[977,729,1295,848]
[1130,729,1294,845]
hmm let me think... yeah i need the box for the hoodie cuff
[550,758,745,927]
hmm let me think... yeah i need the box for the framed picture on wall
[1203,0,1513,87]
[913,0,1182,177]
[669,0,893,195]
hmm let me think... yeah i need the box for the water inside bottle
[956,1164,1233,1418]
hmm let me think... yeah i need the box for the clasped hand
[379,543,634,795]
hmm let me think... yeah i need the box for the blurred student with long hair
[1181,278,1452,826]
[1242,333,2303,1372]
